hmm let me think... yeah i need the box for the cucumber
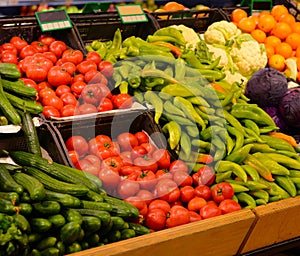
[28,233,45,243]
[13,172,45,201]
[45,190,81,208]
[74,208,111,227]
[1,78,38,98]
[60,221,82,245]
[128,222,151,236]
[33,200,61,215]
[110,216,126,231]
[62,208,83,225]
[36,237,57,251]
[0,63,21,79]
[81,215,102,236]
[40,247,60,256]
[22,166,89,197]
[20,191,32,203]
[0,192,19,205]
[84,189,104,202]
[18,202,33,216]
[80,200,112,212]
[13,213,31,233]
[66,242,82,254]
[0,198,19,214]
[9,151,99,192]
[0,164,23,194]
[30,217,53,233]
[121,228,136,240]
[0,163,23,173]
[48,214,66,229]
[19,111,42,156]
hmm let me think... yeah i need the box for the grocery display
[1,1,300,256]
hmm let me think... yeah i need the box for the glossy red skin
[10,36,28,52]
[192,166,216,187]
[134,156,158,173]
[134,131,149,145]
[42,105,61,118]
[65,135,89,157]
[194,185,212,201]
[211,182,235,203]
[38,35,55,46]
[42,51,57,64]
[42,95,64,111]
[200,204,222,219]
[117,132,139,152]
[136,189,154,205]
[101,156,123,174]
[137,170,157,190]
[60,92,78,106]
[76,159,99,177]
[68,150,80,165]
[0,43,18,55]
[38,87,56,101]
[131,145,148,160]
[169,160,189,173]
[47,66,72,87]
[60,62,76,76]
[112,93,133,109]
[148,199,171,215]
[81,83,103,105]
[173,170,193,187]
[218,199,242,214]
[61,104,76,117]
[55,85,71,97]
[98,168,120,190]
[166,205,190,228]
[124,196,148,217]
[145,208,166,231]
[117,179,140,199]
[1,51,18,64]
[61,49,84,65]
[187,196,207,212]
[98,60,114,77]
[71,81,86,98]
[85,51,102,65]
[20,78,38,91]
[180,186,195,203]
[152,149,171,169]
[119,165,142,177]
[77,60,97,74]
[155,169,173,180]
[19,45,38,59]
[98,97,113,112]
[155,178,180,203]
[31,41,49,53]
[188,211,202,222]
[49,40,67,58]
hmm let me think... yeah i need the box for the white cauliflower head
[170,24,200,49]
[224,70,248,87]
[207,44,229,67]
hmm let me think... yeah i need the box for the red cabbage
[263,107,287,131]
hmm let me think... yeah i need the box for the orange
[291,22,300,34]
[257,13,276,33]
[270,22,292,40]
[259,10,271,17]
[275,42,293,59]
[231,8,248,23]
[251,29,266,43]
[295,46,300,58]
[163,2,185,11]
[296,57,300,71]
[278,13,296,25]
[249,15,259,27]
[297,71,300,82]
[264,35,281,48]
[237,17,256,33]
[271,5,289,21]
[268,54,286,71]
[264,44,275,58]
[284,68,291,77]
[285,32,300,50]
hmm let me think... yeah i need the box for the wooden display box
[239,196,300,254]
[69,209,255,256]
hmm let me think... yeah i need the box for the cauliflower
[204,20,241,45]
[224,70,248,87]
[170,24,200,49]
[231,34,268,77]
[206,44,230,67]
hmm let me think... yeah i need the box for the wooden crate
[239,196,300,254]
[70,209,255,256]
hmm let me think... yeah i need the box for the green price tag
[35,9,73,32]
[116,4,148,24]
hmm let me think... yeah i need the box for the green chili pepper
[174,58,186,82]
[185,125,200,138]
[255,199,267,205]
[162,113,194,126]
[290,177,300,189]
[161,83,204,98]
[236,192,256,209]
[257,178,281,196]
[226,125,244,152]
[152,27,186,45]
[200,125,226,141]
[133,90,144,103]
[119,81,128,94]
[242,119,260,136]
[108,28,122,52]
[244,127,265,143]
[85,44,94,52]
[139,47,175,58]
[179,131,192,160]
[215,171,233,183]
[162,121,181,150]
[223,181,250,193]
[269,195,282,202]
[186,96,210,108]
[144,77,165,88]
[144,91,163,124]
[141,69,179,84]
[260,135,296,153]
[128,77,141,89]
[163,101,186,118]
[227,179,269,191]
[191,139,211,151]
[276,150,300,161]
[288,170,300,178]
[224,110,246,136]
[181,50,221,70]
[225,144,253,164]
[262,153,300,170]
[241,164,260,181]
[259,126,280,134]
[0,116,8,125]
[225,131,235,156]
[274,175,296,197]
[250,189,269,202]
[216,160,248,182]
[249,143,276,153]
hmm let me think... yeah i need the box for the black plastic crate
[0,16,86,52]
[274,0,300,20]
[47,109,168,167]
[69,12,160,44]
[220,6,251,19]
[150,8,229,34]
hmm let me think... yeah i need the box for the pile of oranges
[231,5,300,81]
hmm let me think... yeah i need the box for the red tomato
[98,168,120,190]
[119,151,133,166]
[124,196,148,217]
[134,156,158,173]
[136,189,154,205]
[112,93,133,109]
[172,170,193,187]
[98,83,111,98]
[0,51,18,64]
[137,170,157,190]
[60,92,78,106]
[49,40,67,58]
[102,156,123,174]
[84,154,101,169]
[47,66,72,87]
[166,205,190,228]
[180,185,195,203]
[19,45,38,59]
[169,160,189,173]
[193,166,216,186]
[155,178,180,203]
[155,169,173,180]
[77,60,97,74]
[76,103,98,115]
[68,150,79,165]
[55,85,71,97]
[61,49,84,65]
[134,131,149,145]
[71,81,86,98]
[60,62,76,76]
[0,43,18,55]
[26,63,48,82]
[42,95,64,111]
[37,81,52,92]
[152,149,171,169]
[19,78,38,91]
[219,199,242,214]
[61,104,76,117]
[194,185,212,201]
[187,196,207,212]
[189,211,202,222]
[65,135,89,157]
[148,199,171,215]
[98,60,114,77]
[76,159,99,177]
[42,51,57,64]
[140,142,157,156]
[81,83,103,105]
[89,136,120,160]
[72,73,85,83]
[38,87,55,101]
[38,35,55,45]
[97,97,113,112]
[85,51,101,65]
[119,165,142,177]
[211,182,234,203]
[131,145,148,160]
[10,36,28,52]
[31,41,48,53]
[117,179,140,199]
[117,132,139,151]
[145,208,166,230]
[42,105,60,118]
[200,204,222,219]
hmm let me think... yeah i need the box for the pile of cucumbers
[0,152,150,256]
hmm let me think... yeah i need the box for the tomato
[76,103,98,115]
[38,35,55,45]
[68,150,79,165]
[98,83,111,98]
[26,63,48,82]
[194,185,212,201]
[155,169,173,180]
[166,205,190,228]
[60,62,76,76]
[117,179,140,199]
[77,60,97,74]
[19,45,38,59]
[72,73,85,83]
[61,104,76,117]
[136,189,153,205]
[84,69,108,85]
[81,83,103,105]
[42,51,57,64]
[98,60,114,77]
[60,92,78,106]
[119,165,142,177]
[119,151,133,166]
[37,81,52,92]
[61,49,84,65]
[169,160,189,174]
[98,97,113,112]
[180,185,195,203]
[10,36,28,52]
[117,132,139,151]
[211,182,234,203]
[84,154,101,169]
[0,51,18,64]
[148,199,171,214]
[42,95,64,111]
[131,145,148,160]
[140,142,157,156]
[31,41,48,53]
[98,168,120,190]
[47,66,72,87]
[127,169,142,181]
[145,208,166,230]
[194,166,216,186]
[65,135,89,157]
[95,134,112,144]
[124,196,148,217]
[219,199,241,214]
[189,211,202,222]
[155,178,180,203]
[187,196,207,212]
[71,81,86,98]
[112,93,133,109]
[38,87,55,101]
[206,200,218,207]
[134,156,158,173]
[76,159,99,177]
[0,43,18,56]
[55,85,71,97]
[152,149,171,169]
[200,204,222,219]
[85,51,101,65]
[172,170,193,187]
[19,78,38,91]
[137,170,157,190]
[134,131,149,145]
[90,136,120,160]
[102,156,123,174]
[49,40,67,58]
[42,105,60,118]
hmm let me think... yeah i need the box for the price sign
[116,4,148,24]
[35,9,73,32]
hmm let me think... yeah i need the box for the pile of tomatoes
[65,131,242,231]
[1,35,133,118]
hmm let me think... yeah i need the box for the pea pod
[144,91,163,124]
[162,121,181,150]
